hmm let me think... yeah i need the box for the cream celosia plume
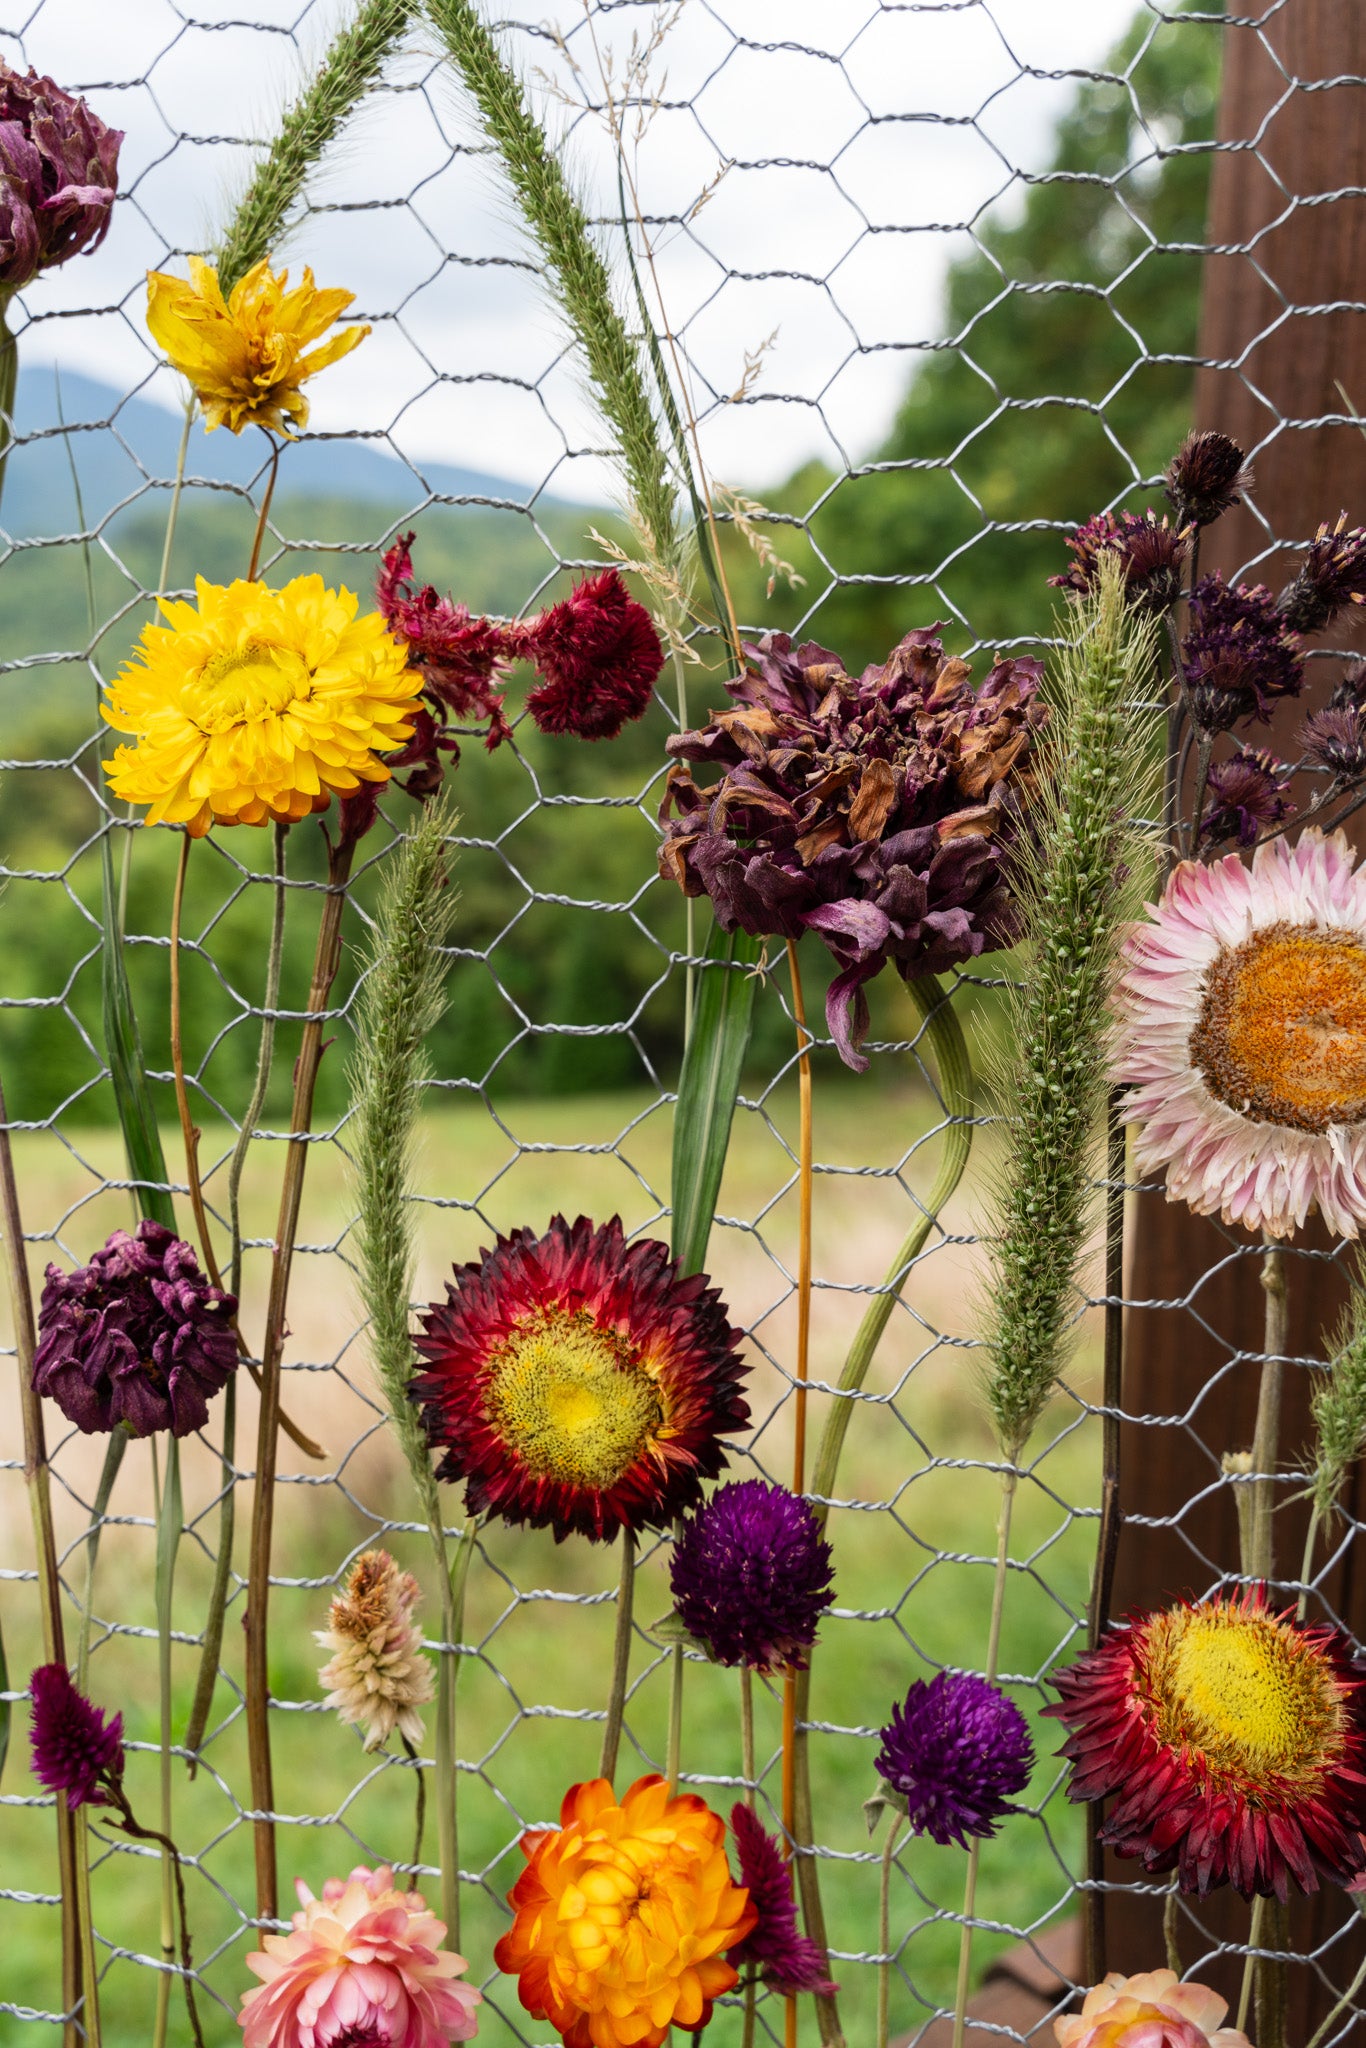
[317,1549,434,1753]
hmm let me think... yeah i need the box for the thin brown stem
[107,1786,205,2048]
[599,1529,636,1785]
[1247,1243,1288,1585]
[401,1733,426,1873]
[1163,1885,1181,1976]
[877,1811,906,2048]
[169,834,218,1286]
[246,433,281,583]
[245,834,355,1921]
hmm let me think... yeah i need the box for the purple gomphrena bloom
[670,1478,834,1674]
[727,1804,838,1996]
[0,65,121,291]
[659,629,1047,1070]
[1183,574,1305,734]
[874,1670,1034,1849]
[1198,748,1294,850]
[33,1219,238,1439]
[1049,509,1189,612]
[28,1663,123,1809]
[1164,431,1253,530]
[1303,705,1366,780]
[1278,515,1366,635]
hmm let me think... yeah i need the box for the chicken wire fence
[0,1,1359,2043]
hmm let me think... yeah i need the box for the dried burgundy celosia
[520,568,664,739]
[0,65,121,291]
[32,1219,238,1438]
[659,627,1047,1069]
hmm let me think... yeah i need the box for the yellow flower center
[1190,922,1366,1131]
[1144,1603,1344,1793]
[485,1309,663,1489]
[188,643,310,733]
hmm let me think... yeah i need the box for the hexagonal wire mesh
[1,1,1359,2043]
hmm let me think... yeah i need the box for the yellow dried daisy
[102,573,421,837]
[145,255,369,436]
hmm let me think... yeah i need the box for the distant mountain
[3,367,559,538]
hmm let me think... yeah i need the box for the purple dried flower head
[670,1478,834,1673]
[0,66,121,291]
[726,1804,838,1996]
[1332,660,1366,712]
[1278,514,1366,634]
[1302,705,1366,780]
[1197,747,1294,850]
[659,627,1047,1070]
[874,1670,1033,1849]
[28,1663,123,1809]
[1049,509,1189,611]
[1164,431,1253,529]
[32,1219,238,1438]
[1183,574,1305,732]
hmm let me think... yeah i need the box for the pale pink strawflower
[1113,829,1366,1241]
[316,1551,434,1753]
[1055,1970,1249,2048]
[239,1864,481,2048]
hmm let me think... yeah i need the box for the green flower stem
[877,1811,907,2048]
[599,1529,636,1785]
[245,431,281,583]
[666,1638,684,1793]
[430,1511,476,1948]
[1297,1505,1323,1623]
[1163,1886,1181,1976]
[74,1816,101,2048]
[1236,1896,1264,2038]
[157,402,193,599]
[1247,1242,1288,1585]
[1305,1902,1366,2048]
[739,1666,755,1805]
[150,1434,183,2048]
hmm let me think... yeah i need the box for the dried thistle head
[316,1550,434,1753]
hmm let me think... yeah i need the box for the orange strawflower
[494,1774,756,2048]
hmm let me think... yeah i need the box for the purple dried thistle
[1198,747,1294,850]
[1049,509,1189,611]
[658,627,1047,1070]
[1163,430,1252,529]
[670,1478,834,1674]
[0,65,121,291]
[1183,574,1305,732]
[28,1663,123,1809]
[32,1219,238,1439]
[1302,705,1366,780]
[727,1803,839,1995]
[1278,514,1366,634]
[874,1670,1033,1849]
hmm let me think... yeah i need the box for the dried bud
[1050,509,1189,611]
[1302,705,1366,779]
[1278,514,1366,634]
[1183,574,1304,733]
[1164,430,1252,528]
[0,65,121,291]
[1198,747,1293,849]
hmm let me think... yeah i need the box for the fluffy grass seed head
[1308,1256,1366,1525]
[102,572,420,836]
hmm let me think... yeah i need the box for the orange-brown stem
[783,938,814,2048]
[246,432,281,583]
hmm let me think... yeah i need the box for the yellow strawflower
[145,256,369,435]
[102,574,421,837]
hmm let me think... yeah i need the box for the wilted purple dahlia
[0,66,121,291]
[659,627,1047,1069]
[1198,747,1293,850]
[32,1219,238,1438]
[1049,509,1189,611]
[1278,514,1366,634]
[874,1670,1033,1849]
[670,1478,834,1673]
[727,1803,838,1996]
[1183,574,1305,733]
[29,1663,123,1809]
[1164,431,1253,530]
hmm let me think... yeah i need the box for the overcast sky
[1,0,1161,496]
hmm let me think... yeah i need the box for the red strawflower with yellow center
[1046,1588,1366,1900]
[411,1215,749,1542]
[495,1774,756,2048]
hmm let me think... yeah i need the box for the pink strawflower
[1054,1970,1250,2048]
[239,1865,481,2048]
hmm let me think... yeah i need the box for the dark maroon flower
[0,66,121,291]
[1183,574,1305,732]
[1198,747,1294,849]
[726,1804,838,1996]
[1302,705,1366,780]
[1164,431,1253,529]
[874,1671,1033,1849]
[659,628,1047,1070]
[516,568,665,740]
[1049,509,1189,611]
[1279,514,1366,634]
[32,1219,238,1438]
[670,1478,834,1673]
[28,1663,123,1809]
[376,531,516,775]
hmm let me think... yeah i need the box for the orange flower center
[191,642,308,732]
[485,1308,663,1488]
[1190,922,1366,1132]
[1142,1604,1344,1793]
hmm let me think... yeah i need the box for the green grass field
[0,1082,1104,2045]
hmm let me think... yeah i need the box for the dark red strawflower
[1183,574,1305,732]
[659,627,1047,1069]
[726,1804,838,1996]
[669,1478,834,1673]
[875,1670,1033,1849]
[32,1219,238,1438]
[28,1663,123,1809]
[1197,747,1293,850]
[1302,704,1366,779]
[1278,514,1366,634]
[516,568,665,739]
[411,1215,749,1542]
[1164,431,1253,529]
[1049,509,1189,611]
[1045,1588,1366,1902]
[0,65,121,290]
